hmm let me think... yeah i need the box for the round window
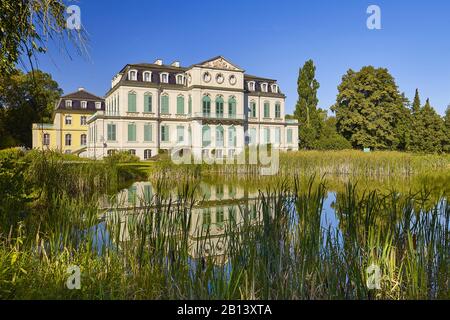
[203,72,211,83]
[216,73,224,84]
[229,75,237,85]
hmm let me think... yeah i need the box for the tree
[0,70,62,148]
[408,99,446,153]
[444,105,450,152]
[0,0,86,74]
[294,60,323,149]
[315,116,352,150]
[331,66,410,150]
[412,88,421,114]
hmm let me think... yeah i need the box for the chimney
[171,61,180,67]
[78,87,85,91]
[154,59,163,65]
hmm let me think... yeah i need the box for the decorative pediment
[198,56,242,71]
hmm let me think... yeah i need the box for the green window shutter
[144,124,152,142]
[264,102,270,118]
[228,127,236,147]
[177,126,184,142]
[228,97,236,117]
[216,126,224,147]
[128,123,136,141]
[251,102,256,117]
[177,96,185,114]
[107,124,116,141]
[144,94,152,112]
[202,126,211,147]
[216,97,224,117]
[161,95,169,114]
[287,129,293,143]
[188,96,192,114]
[128,92,136,112]
[128,186,137,205]
[275,104,281,118]
[161,125,169,142]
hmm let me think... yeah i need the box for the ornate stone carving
[202,57,240,71]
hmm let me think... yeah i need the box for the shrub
[104,151,140,163]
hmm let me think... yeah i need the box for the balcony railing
[192,112,244,120]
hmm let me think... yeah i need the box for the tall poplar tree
[294,60,323,149]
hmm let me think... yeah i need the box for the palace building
[84,56,299,160]
[32,88,105,155]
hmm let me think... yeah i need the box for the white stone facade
[87,56,298,160]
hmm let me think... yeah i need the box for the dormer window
[81,101,87,109]
[95,102,102,110]
[160,72,169,83]
[143,71,152,82]
[261,83,268,92]
[271,84,279,93]
[176,74,185,85]
[128,69,137,81]
[65,100,72,108]
[248,81,255,91]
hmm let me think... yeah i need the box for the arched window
[65,115,72,125]
[215,96,224,118]
[160,94,169,114]
[228,126,236,147]
[271,84,279,93]
[261,82,268,92]
[65,134,72,146]
[248,81,255,91]
[143,71,152,82]
[216,125,224,147]
[128,91,137,112]
[128,70,137,81]
[176,74,184,85]
[202,95,211,116]
[176,95,185,115]
[202,125,211,147]
[144,92,152,112]
[160,72,169,83]
[228,96,236,118]
[80,134,87,146]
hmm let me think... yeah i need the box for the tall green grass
[0,171,448,300]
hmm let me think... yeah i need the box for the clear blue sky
[33,0,450,115]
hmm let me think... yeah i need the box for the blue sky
[33,0,450,115]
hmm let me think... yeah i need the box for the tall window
[65,115,72,125]
[216,126,224,147]
[144,150,152,160]
[177,125,184,142]
[249,128,257,145]
[144,93,152,112]
[128,92,136,112]
[107,123,116,141]
[161,125,169,142]
[80,116,87,125]
[202,125,211,147]
[261,83,268,92]
[264,128,270,144]
[81,134,87,146]
[144,124,152,142]
[250,101,257,118]
[160,73,169,83]
[202,96,211,116]
[65,100,72,108]
[81,101,87,109]
[228,97,236,118]
[176,95,185,115]
[65,134,72,146]
[274,128,281,144]
[275,103,281,118]
[161,95,169,114]
[129,70,137,81]
[143,71,152,82]
[264,102,270,118]
[216,96,224,118]
[287,129,293,144]
[43,134,50,146]
[228,126,237,147]
[128,123,136,142]
[96,102,102,110]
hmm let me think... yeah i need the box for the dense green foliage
[0,70,62,148]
